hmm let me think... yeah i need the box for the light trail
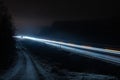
[14,36,120,65]
[14,36,120,55]
[45,42,120,65]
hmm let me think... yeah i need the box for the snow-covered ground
[0,42,118,80]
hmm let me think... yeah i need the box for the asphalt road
[0,38,119,80]
[19,38,120,79]
[1,42,54,80]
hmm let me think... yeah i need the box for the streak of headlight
[14,36,120,55]
[14,36,120,65]
[44,42,120,65]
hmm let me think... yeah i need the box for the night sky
[3,0,115,26]
[2,0,120,46]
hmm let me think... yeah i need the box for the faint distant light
[14,36,25,40]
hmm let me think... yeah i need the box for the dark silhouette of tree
[0,1,16,75]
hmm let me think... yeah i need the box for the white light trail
[14,36,120,65]
[15,36,120,55]
[45,42,120,65]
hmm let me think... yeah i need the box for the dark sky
[3,0,115,26]
[2,0,120,46]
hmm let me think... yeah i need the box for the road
[0,36,119,80]
[1,42,54,80]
